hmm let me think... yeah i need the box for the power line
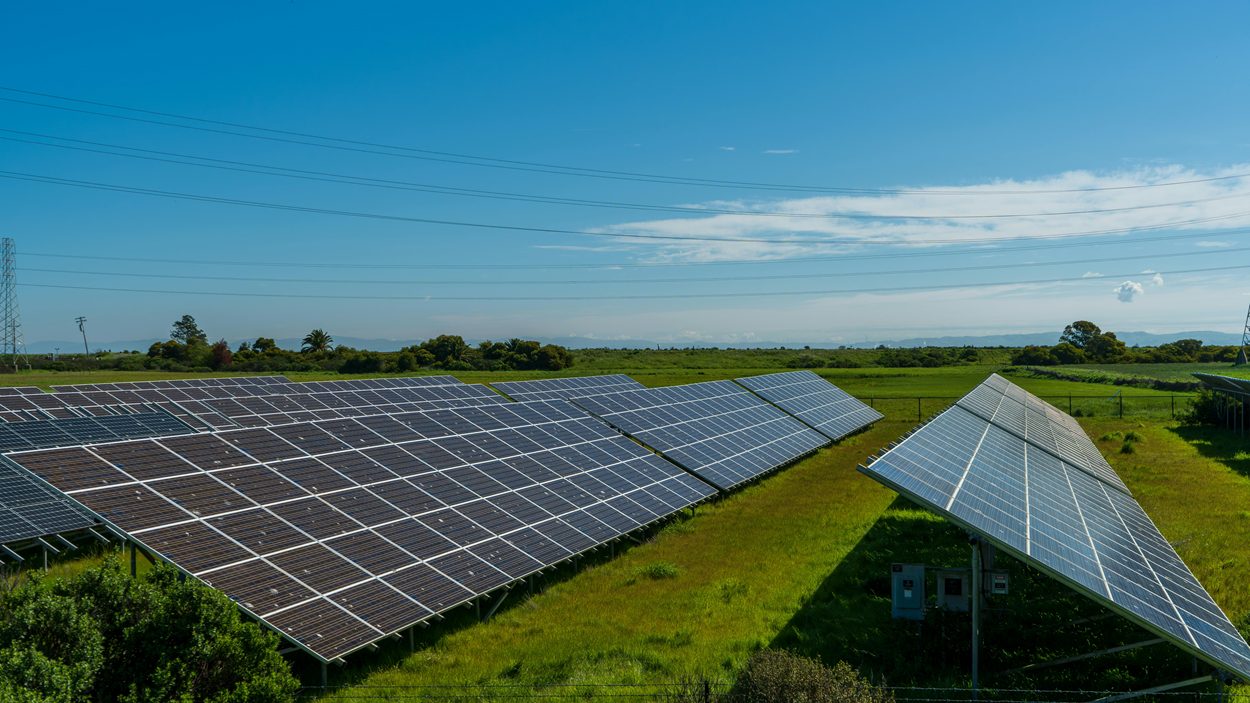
[19,245,1245,286]
[19,225,1250,270]
[4,170,1250,246]
[3,85,1248,196]
[18,263,1249,301]
[2,129,1247,220]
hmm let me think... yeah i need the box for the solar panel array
[735,371,882,441]
[1,377,505,431]
[571,380,828,491]
[7,400,716,661]
[52,375,293,392]
[1194,373,1250,399]
[492,375,646,402]
[859,374,1250,682]
[0,412,196,546]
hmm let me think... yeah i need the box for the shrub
[637,562,680,580]
[1120,440,1136,454]
[733,650,894,703]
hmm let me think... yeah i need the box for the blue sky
[2,1,1249,346]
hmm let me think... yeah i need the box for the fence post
[1068,395,1072,414]
[1119,394,1123,419]
[1171,395,1175,420]
[917,397,922,422]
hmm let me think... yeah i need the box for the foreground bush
[0,559,298,702]
[733,650,893,703]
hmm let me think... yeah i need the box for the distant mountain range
[23,330,1244,355]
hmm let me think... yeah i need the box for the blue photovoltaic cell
[492,375,646,402]
[859,377,1250,682]
[572,380,828,491]
[735,370,882,441]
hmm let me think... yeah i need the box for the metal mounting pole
[130,541,136,577]
[971,536,981,698]
[320,661,328,688]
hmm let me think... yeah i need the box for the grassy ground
[1051,362,1250,382]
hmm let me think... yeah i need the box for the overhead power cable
[4,170,1250,246]
[19,263,1248,301]
[20,245,1245,286]
[21,226,1250,270]
[3,85,1248,196]
[1,129,1246,220]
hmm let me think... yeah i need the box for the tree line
[1010,320,1243,366]
[123,316,574,373]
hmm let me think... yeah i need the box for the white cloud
[1151,272,1165,286]
[718,146,736,151]
[762,149,798,154]
[590,163,1250,263]
[1082,271,1103,278]
[1115,280,1145,302]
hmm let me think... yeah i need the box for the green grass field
[2,364,1244,699]
[1050,362,1250,382]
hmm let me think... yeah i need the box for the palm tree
[301,329,333,353]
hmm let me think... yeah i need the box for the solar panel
[956,374,1127,492]
[35,380,506,431]
[735,371,882,441]
[6,400,715,662]
[571,380,828,491]
[52,376,292,392]
[0,412,197,547]
[858,377,1250,682]
[1194,373,1250,398]
[492,375,646,402]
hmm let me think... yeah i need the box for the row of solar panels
[0,370,881,662]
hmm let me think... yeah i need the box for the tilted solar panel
[1194,373,1250,398]
[6,401,715,662]
[571,380,828,491]
[492,375,646,402]
[735,371,882,441]
[957,374,1126,491]
[858,378,1250,682]
[52,376,292,392]
[0,412,197,547]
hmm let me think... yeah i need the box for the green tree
[1010,345,1058,365]
[170,315,208,345]
[252,337,278,353]
[1050,342,1086,364]
[301,329,334,354]
[419,335,470,365]
[1085,331,1128,362]
[1059,320,1101,349]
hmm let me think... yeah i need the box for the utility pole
[0,237,30,372]
[75,316,89,356]
[1237,303,1249,366]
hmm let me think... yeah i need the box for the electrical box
[890,563,925,620]
[990,570,1009,596]
[936,568,969,612]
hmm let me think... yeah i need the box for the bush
[636,562,680,580]
[733,650,893,703]
[0,560,298,702]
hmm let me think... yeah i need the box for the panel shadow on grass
[1171,425,1250,479]
[768,496,1201,694]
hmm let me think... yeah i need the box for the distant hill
[24,329,1243,355]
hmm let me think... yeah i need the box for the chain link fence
[861,395,1195,423]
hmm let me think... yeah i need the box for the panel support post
[408,627,414,653]
[42,546,47,572]
[320,661,327,689]
[129,541,136,577]
[970,536,981,699]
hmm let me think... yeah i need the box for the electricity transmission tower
[1238,303,1250,366]
[0,237,30,372]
